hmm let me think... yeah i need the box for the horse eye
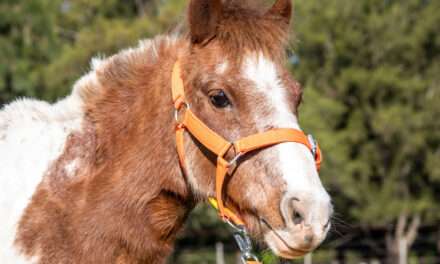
[209,90,231,108]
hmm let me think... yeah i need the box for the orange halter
[171,61,322,226]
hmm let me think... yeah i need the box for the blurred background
[0,0,439,263]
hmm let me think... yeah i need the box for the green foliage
[0,0,63,101]
[295,0,440,225]
[0,0,185,102]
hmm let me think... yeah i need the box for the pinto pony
[0,0,332,263]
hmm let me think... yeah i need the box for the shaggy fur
[0,0,331,263]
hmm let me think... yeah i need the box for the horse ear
[188,0,223,45]
[265,0,292,24]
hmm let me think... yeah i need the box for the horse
[0,0,333,263]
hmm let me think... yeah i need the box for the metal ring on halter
[228,152,243,167]
[174,102,190,122]
[225,218,245,232]
[307,134,317,158]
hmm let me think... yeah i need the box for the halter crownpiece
[171,61,322,263]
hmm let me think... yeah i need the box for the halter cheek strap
[172,61,322,263]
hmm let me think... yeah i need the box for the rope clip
[225,220,259,263]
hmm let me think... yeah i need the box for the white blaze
[242,53,330,211]
[64,158,79,177]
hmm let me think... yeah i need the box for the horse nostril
[290,198,306,225]
[304,234,314,245]
[292,210,304,225]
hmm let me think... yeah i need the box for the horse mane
[66,0,291,111]
[214,0,291,60]
[76,34,181,108]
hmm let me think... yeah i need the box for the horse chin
[263,230,311,259]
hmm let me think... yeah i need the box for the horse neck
[85,47,191,199]
[84,39,194,212]
[34,38,195,262]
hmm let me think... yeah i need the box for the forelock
[182,0,291,61]
[217,1,290,60]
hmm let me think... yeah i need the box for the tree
[0,0,185,102]
[0,0,63,103]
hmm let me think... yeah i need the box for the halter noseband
[171,61,322,263]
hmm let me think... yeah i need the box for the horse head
[177,0,333,258]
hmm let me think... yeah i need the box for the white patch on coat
[241,53,330,222]
[181,140,215,199]
[216,61,229,75]
[91,56,106,71]
[0,77,87,263]
[64,159,79,177]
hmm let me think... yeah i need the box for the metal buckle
[307,134,317,159]
[174,102,190,123]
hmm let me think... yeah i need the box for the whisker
[328,225,344,237]
[330,215,353,229]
